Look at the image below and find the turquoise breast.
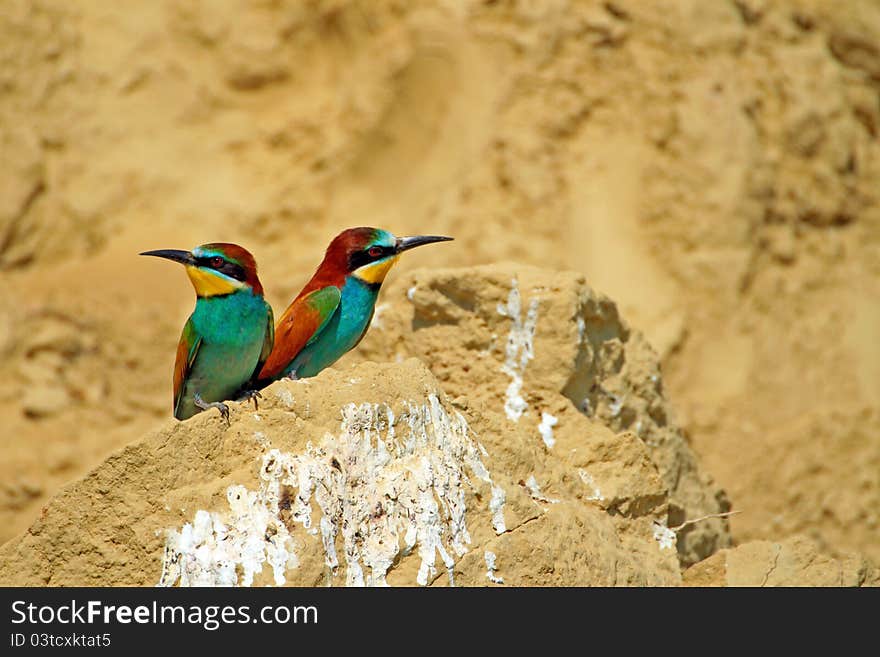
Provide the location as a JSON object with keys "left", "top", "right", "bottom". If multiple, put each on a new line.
{"left": 176, "top": 291, "right": 269, "bottom": 420}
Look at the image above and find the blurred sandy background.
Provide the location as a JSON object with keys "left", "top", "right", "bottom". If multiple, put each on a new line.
{"left": 1, "top": 0, "right": 878, "bottom": 565}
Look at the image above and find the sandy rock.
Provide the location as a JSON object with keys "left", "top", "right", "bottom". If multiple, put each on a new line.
{"left": 20, "top": 384, "right": 72, "bottom": 419}
{"left": 0, "top": 478, "right": 44, "bottom": 513}
{"left": 454, "top": 503, "right": 678, "bottom": 587}
{"left": 0, "top": 359, "right": 684, "bottom": 586}
{"left": 683, "top": 536, "right": 879, "bottom": 587}
{"left": 7, "top": 312, "right": 103, "bottom": 418}
{"left": 0, "top": 125, "right": 45, "bottom": 269}
{"left": 1, "top": 0, "right": 879, "bottom": 579}
{"left": 354, "top": 264, "right": 732, "bottom": 565}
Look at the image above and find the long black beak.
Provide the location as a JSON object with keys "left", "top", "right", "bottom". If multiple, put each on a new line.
{"left": 395, "top": 235, "right": 454, "bottom": 254}
{"left": 139, "top": 249, "right": 196, "bottom": 266}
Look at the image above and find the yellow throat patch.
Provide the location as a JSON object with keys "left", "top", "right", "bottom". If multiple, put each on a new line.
{"left": 186, "top": 266, "right": 243, "bottom": 297}
{"left": 353, "top": 255, "right": 399, "bottom": 285}
{"left": 353, "top": 256, "right": 400, "bottom": 285}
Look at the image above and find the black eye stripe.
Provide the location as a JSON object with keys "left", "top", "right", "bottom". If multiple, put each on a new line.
{"left": 349, "top": 245, "right": 394, "bottom": 271}
{"left": 196, "top": 256, "right": 246, "bottom": 282}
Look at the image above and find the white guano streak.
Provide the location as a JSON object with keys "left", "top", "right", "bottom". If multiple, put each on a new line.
{"left": 484, "top": 550, "right": 504, "bottom": 584}
{"left": 497, "top": 279, "right": 539, "bottom": 422}
{"left": 578, "top": 469, "right": 604, "bottom": 502}
{"left": 159, "top": 395, "right": 505, "bottom": 587}
{"left": 525, "top": 475, "right": 558, "bottom": 504}
{"left": 652, "top": 520, "right": 677, "bottom": 550}
{"left": 538, "top": 412, "right": 558, "bottom": 449}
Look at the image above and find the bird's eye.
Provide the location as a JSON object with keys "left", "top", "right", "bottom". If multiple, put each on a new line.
{"left": 368, "top": 246, "right": 383, "bottom": 258}
{"left": 210, "top": 257, "right": 224, "bottom": 268}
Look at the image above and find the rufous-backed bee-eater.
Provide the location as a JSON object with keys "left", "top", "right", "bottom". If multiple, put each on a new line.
{"left": 140, "top": 243, "right": 274, "bottom": 422}
{"left": 256, "top": 227, "right": 452, "bottom": 384}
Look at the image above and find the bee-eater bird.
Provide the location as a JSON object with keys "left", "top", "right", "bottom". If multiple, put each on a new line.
{"left": 256, "top": 227, "right": 452, "bottom": 385}
{"left": 140, "top": 243, "right": 274, "bottom": 422}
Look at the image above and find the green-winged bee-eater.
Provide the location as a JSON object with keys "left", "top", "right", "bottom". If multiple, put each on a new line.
{"left": 256, "top": 227, "right": 452, "bottom": 385}
{"left": 141, "top": 243, "right": 273, "bottom": 422}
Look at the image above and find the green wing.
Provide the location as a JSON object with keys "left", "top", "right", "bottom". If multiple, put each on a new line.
{"left": 252, "top": 302, "right": 275, "bottom": 382}
{"left": 304, "top": 286, "right": 342, "bottom": 346}
{"left": 173, "top": 317, "right": 202, "bottom": 418}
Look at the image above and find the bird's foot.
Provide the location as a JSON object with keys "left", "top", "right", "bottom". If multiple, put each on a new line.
{"left": 194, "top": 393, "right": 230, "bottom": 426}
{"left": 237, "top": 389, "right": 262, "bottom": 411}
